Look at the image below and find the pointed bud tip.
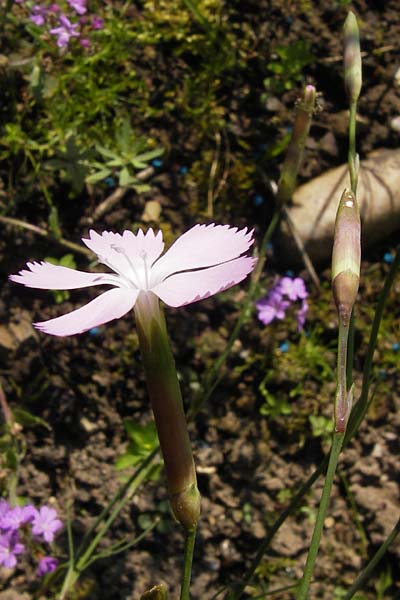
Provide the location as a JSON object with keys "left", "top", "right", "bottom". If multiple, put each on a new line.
{"left": 343, "top": 11, "right": 362, "bottom": 104}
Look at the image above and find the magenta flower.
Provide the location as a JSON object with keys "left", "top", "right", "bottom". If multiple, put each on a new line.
{"left": 49, "top": 15, "right": 80, "bottom": 47}
{"left": 67, "top": 0, "right": 87, "bottom": 14}
{"left": 31, "top": 506, "right": 63, "bottom": 543}
{"left": 37, "top": 555, "right": 59, "bottom": 576}
{"left": 92, "top": 16, "right": 103, "bottom": 30}
{"left": 0, "top": 531, "right": 25, "bottom": 569}
{"left": 10, "top": 225, "right": 256, "bottom": 337}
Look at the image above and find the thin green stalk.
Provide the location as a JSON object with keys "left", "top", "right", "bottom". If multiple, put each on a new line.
{"left": 190, "top": 208, "right": 281, "bottom": 418}
{"left": 59, "top": 452, "right": 157, "bottom": 599}
{"left": 348, "top": 102, "right": 358, "bottom": 193}
{"left": 346, "top": 244, "right": 400, "bottom": 440}
{"left": 335, "top": 319, "right": 352, "bottom": 433}
{"left": 180, "top": 526, "right": 197, "bottom": 600}
{"left": 342, "top": 517, "right": 400, "bottom": 600}
{"left": 227, "top": 456, "right": 327, "bottom": 600}
{"left": 296, "top": 432, "right": 345, "bottom": 600}
{"left": 225, "top": 245, "right": 399, "bottom": 600}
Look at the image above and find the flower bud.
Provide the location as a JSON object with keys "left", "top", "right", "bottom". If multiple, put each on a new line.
{"left": 343, "top": 11, "right": 362, "bottom": 104}
{"left": 277, "top": 84, "right": 316, "bottom": 205}
{"left": 332, "top": 189, "right": 361, "bottom": 325}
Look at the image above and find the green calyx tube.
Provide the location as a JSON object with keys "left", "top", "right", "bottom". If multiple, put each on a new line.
{"left": 134, "top": 291, "right": 200, "bottom": 531}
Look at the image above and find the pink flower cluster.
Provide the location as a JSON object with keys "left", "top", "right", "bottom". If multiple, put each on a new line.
{"left": 256, "top": 276, "right": 308, "bottom": 331}
{"left": 0, "top": 500, "right": 62, "bottom": 575}
{"left": 18, "top": 0, "right": 103, "bottom": 48}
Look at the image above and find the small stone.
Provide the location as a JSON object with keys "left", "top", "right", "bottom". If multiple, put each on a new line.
{"left": 390, "top": 116, "right": 400, "bottom": 133}
{"left": 141, "top": 200, "right": 161, "bottom": 222}
{"left": 324, "top": 516, "right": 335, "bottom": 528}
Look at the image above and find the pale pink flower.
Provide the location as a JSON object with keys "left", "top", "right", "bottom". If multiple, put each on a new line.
{"left": 10, "top": 224, "right": 256, "bottom": 337}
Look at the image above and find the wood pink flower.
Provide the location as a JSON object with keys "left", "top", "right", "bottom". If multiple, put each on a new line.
{"left": 10, "top": 224, "right": 256, "bottom": 336}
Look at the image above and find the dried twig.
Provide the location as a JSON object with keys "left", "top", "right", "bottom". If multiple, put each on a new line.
{"left": 0, "top": 215, "right": 92, "bottom": 257}
{"left": 83, "top": 165, "right": 155, "bottom": 225}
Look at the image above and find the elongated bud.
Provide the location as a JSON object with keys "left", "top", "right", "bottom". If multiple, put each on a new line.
{"left": 343, "top": 11, "right": 362, "bottom": 104}
{"left": 277, "top": 84, "right": 317, "bottom": 205}
{"left": 332, "top": 189, "right": 361, "bottom": 326}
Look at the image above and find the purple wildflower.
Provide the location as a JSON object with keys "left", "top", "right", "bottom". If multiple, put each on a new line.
{"left": 297, "top": 299, "right": 308, "bottom": 331}
{"left": 37, "top": 555, "right": 59, "bottom": 576}
{"left": 256, "top": 288, "right": 290, "bottom": 325}
{"left": 0, "top": 499, "right": 10, "bottom": 520}
{"left": 29, "top": 5, "right": 48, "bottom": 26}
{"left": 256, "top": 276, "right": 309, "bottom": 329}
{"left": 0, "top": 505, "right": 36, "bottom": 531}
{"left": 0, "top": 531, "right": 25, "bottom": 569}
{"left": 32, "top": 506, "right": 62, "bottom": 543}
{"left": 92, "top": 16, "right": 103, "bottom": 30}
{"left": 50, "top": 15, "right": 80, "bottom": 48}
{"left": 67, "top": 0, "right": 87, "bottom": 15}
{"left": 278, "top": 276, "right": 308, "bottom": 301}
{"left": 80, "top": 37, "right": 90, "bottom": 48}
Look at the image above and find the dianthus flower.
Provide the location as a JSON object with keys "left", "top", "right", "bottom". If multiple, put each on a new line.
{"left": 10, "top": 224, "right": 256, "bottom": 337}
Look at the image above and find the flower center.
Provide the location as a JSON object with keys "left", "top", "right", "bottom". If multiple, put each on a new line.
{"left": 109, "top": 245, "right": 151, "bottom": 290}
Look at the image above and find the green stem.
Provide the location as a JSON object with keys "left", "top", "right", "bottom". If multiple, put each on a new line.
{"left": 348, "top": 102, "right": 358, "bottom": 193}
{"left": 227, "top": 455, "right": 328, "bottom": 600}
{"left": 59, "top": 451, "right": 156, "bottom": 599}
{"left": 346, "top": 244, "right": 400, "bottom": 440}
{"left": 342, "top": 517, "right": 400, "bottom": 600}
{"left": 335, "top": 318, "right": 351, "bottom": 432}
{"left": 225, "top": 246, "right": 399, "bottom": 600}
{"left": 180, "top": 526, "right": 197, "bottom": 600}
{"left": 296, "top": 432, "right": 345, "bottom": 600}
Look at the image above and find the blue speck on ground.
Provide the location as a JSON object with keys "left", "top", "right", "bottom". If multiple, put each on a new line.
{"left": 383, "top": 252, "right": 394, "bottom": 264}
{"left": 279, "top": 341, "right": 290, "bottom": 353}
{"left": 253, "top": 194, "right": 264, "bottom": 206}
{"left": 104, "top": 176, "right": 115, "bottom": 187}
{"left": 152, "top": 159, "right": 163, "bottom": 168}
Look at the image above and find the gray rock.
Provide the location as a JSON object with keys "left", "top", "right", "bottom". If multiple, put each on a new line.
{"left": 277, "top": 148, "right": 400, "bottom": 265}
